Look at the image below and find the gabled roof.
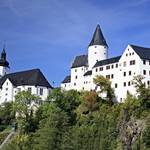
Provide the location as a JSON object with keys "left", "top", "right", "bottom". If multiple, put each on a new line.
{"left": 93, "top": 56, "right": 121, "bottom": 68}
{"left": 62, "top": 75, "right": 71, "bottom": 83}
{"left": 84, "top": 70, "right": 92, "bottom": 76}
{"left": 89, "top": 24, "right": 108, "bottom": 47}
{"left": 0, "top": 69, "right": 52, "bottom": 88}
{"left": 130, "top": 44, "right": 150, "bottom": 60}
{"left": 71, "top": 55, "right": 88, "bottom": 68}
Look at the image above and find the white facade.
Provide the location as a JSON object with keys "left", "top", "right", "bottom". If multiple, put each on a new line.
{"left": 0, "top": 79, "right": 50, "bottom": 104}
{"left": 61, "top": 25, "right": 150, "bottom": 103}
{"left": 0, "top": 66, "right": 9, "bottom": 77}
{"left": 88, "top": 45, "right": 108, "bottom": 69}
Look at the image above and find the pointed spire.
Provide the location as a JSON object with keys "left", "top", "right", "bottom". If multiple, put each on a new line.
{"left": 0, "top": 45, "right": 9, "bottom": 68}
{"left": 1, "top": 45, "right": 6, "bottom": 60}
{"left": 89, "top": 24, "right": 108, "bottom": 47}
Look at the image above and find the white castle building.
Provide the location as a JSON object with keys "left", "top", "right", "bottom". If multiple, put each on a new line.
{"left": 0, "top": 47, "right": 52, "bottom": 104}
{"left": 61, "top": 24, "right": 150, "bottom": 102}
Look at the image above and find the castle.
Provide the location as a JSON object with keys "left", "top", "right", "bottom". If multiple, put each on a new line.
{"left": 61, "top": 24, "right": 150, "bottom": 102}
{"left": 0, "top": 47, "right": 52, "bottom": 104}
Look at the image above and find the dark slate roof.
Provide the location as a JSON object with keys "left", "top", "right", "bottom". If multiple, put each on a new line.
{"left": 89, "top": 24, "right": 108, "bottom": 47}
{"left": 130, "top": 44, "right": 150, "bottom": 60}
{"left": 93, "top": 56, "right": 121, "bottom": 68}
{"left": 71, "top": 55, "right": 88, "bottom": 68}
{"left": 0, "top": 69, "right": 52, "bottom": 88}
{"left": 0, "top": 59, "right": 9, "bottom": 68}
{"left": 62, "top": 75, "right": 71, "bottom": 83}
{"left": 84, "top": 70, "right": 92, "bottom": 76}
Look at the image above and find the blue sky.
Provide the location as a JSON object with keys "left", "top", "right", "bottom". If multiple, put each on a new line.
{"left": 0, "top": 0, "right": 150, "bottom": 87}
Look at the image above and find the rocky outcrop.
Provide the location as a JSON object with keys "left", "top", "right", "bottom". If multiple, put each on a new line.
{"left": 119, "top": 109, "right": 145, "bottom": 150}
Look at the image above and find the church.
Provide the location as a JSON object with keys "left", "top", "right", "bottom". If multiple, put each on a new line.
{"left": 61, "top": 24, "right": 150, "bottom": 102}
{"left": 0, "top": 47, "right": 53, "bottom": 104}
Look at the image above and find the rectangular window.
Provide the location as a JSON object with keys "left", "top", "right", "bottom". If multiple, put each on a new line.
{"left": 96, "top": 68, "right": 98, "bottom": 72}
{"left": 143, "top": 60, "right": 146, "bottom": 65}
{"left": 18, "top": 88, "right": 21, "bottom": 92}
{"left": 116, "top": 64, "right": 118, "bottom": 68}
{"left": 111, "top": 65, "right": 114, "bottom": 69}
{"left": 123, "top": 72, "right": 126, "bottom": 76}
{"left": 75, "top": 69, "right": 77, "bottom": 72}
{"left": 106, "top": 75, "right": 110, "bottom": 79}
{"left": 130, "top": 60, "right": 135, "bottom": 65}
{"left": 111, "top": 74, "right": 114, "bottom": 79}
{"left": 124, "top": 82, "right": 126, "bottom": 87}
{"left": 40, "top": 88, "right": 43, "bottom": 95}
{"left": 106, "top": 65, "right": 110, "bottom": 70}
{"left": 74, "top": 83, "right": 76, "bottom": 86}
{"left": 128, "top": 82, "right": 130, "bottom": 86}
{"left": 143, "top": 70, "right": 146, "bottom": 75}
{"left": 5, "top": 88, "right": 8, "bottom": 91}
{"left": 75, "top": 75, "right": 77, "bottom": 79}
{"left": 123, "top": 62, "right": 126, "bottom": 67}
{"left": 147, "top": 81, "right": 150, "bottom": 85}
{"left": 129, "top": 71, "right": 131, "bottom": 75}
{"left": 28, "top": 87, "right": 32, "bottom": 93}
{"left": 99, "top": 67, "right": 103, "bottom": 71}
{"left": 115, "top": 83, "right": 117, "bottom": 88}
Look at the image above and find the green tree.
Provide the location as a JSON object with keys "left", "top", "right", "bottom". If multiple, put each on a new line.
{"left": 0, "top": 102, "right": 15, "bottom": 131}
{"left": 133, "top": 75, "right": 150, "bottom": 109}
{"left": 2, "top": 134, "right": 32, "bottom": 150}
{"left": 94, "top": 75, "right": 115, "bottom": 105}
{"left": 33, "top": 104, "right": 69, "bottom": 150}
{"left": 143, "top": 126, "right": 150, "bottom": 148}
{"left": 14, "top": 91, "right": 40, "bottom": 133}
{"left": 48, "top": 89, "right": 81, "bottom": 124}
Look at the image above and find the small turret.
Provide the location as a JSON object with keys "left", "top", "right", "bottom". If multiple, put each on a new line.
{"left": 88, "top": 24, "right": 108, "bottom": 69}
{"left": 0, "top": 46, "right": 10, "bottom": 77}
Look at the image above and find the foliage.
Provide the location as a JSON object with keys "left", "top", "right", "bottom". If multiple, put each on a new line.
{"left": 2, "top": 134, "right": 32, "bottom": 150}
{"left": 133, "top": 75, "right": 150, "bottom": 109}
{"left": 33, "top": 104, "right": 69, "bottom": 150}
{"left": 142, "top": 126, "right": 150, "bottom": 148}
{"left": 48, "top": 89, "right": 81, "bottom": 124}
{"left": 1, "top": 81, "right": 150, "bottom": 150}
{"left": 14, "top": 91, "right": 40, "bottom": 134}
{"left": 0, "top": 102, "right": 15, "bottom": 131}
{"left": 94, "top": 75, "right": 115, "bottom": 105}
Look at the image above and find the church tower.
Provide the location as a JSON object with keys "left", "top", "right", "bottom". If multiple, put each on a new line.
{"left": 0, "top": 47, "right": 10, "bottom": 77}
{"left": 88, "top": 24, "right": 108, "bottom": 69}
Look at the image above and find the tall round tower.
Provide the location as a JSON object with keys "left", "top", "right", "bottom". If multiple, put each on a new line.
{"left": 0, "top": 47, "right": 10, "bottom": 77}
{"left": 88, "top": 24, "right": 108, "bottom": 69}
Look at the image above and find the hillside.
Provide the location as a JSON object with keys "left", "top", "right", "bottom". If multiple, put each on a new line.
{"left": 0, "top": 76, "right": 150, "bottom": 150}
